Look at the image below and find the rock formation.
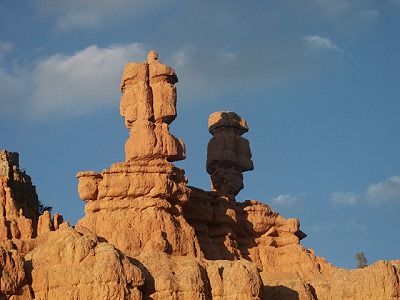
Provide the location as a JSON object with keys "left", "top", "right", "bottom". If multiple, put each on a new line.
{"left": 0, "top": 150, "right": 69, "bottom": 298}
{"left": 119, "top": 50, "right": 185, "bottom": 162}
{"left": 0, "top": 150, "right": 39, "bottom": 241}
{"left": 1, "top": 51, "right": 399, "bottom": 299}
{"left": 206, "top": 111, "right": 254, "bottom": 200}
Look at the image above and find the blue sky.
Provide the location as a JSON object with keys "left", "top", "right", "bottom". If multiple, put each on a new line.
{"left": 1, "top": 0, "right": 399, "bottom": 269}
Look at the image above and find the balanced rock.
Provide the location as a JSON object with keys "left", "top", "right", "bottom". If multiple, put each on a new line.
{"left": 120, "top": 50, "right": 185, "bottom": 162}
{"left": 207, "top": 112, "right": 253, "bottom": 198}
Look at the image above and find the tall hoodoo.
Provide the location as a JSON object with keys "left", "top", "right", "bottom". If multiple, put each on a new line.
{"left": 76, "top": 51, "right": 200, "bottom": 258}
{"left": 206, "top": 111, "right": 254, "bottom": 199}
{"left": 120, "top": 50, "right": 185, "bottom": 162}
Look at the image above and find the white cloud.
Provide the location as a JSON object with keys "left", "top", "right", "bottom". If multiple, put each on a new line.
{"left": 0, "top": 43, "right": 148, "bottom": 120}
{"left": 366, "top": 176, "right": 400, "bottom": 206}
{"left": 1, "top": 2, "right": 356, "bottom": 120}
{"left": 170, "top": 47, "right": 192, "bottom": 68}
{"left": 302, "top": 36, "right": 345, "bottom": 71}
{"left": 270, "top": 194, "right": 299, "bottom": 207}
{"left": 303, "top": 36, "right": 342, "bottom": 53}
{"left": 331, "top": 191, "right": 358, "bottom": 206}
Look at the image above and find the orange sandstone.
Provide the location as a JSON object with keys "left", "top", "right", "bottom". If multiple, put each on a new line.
{"left": 0, "top": 52, "right": 399, "bottom": 300}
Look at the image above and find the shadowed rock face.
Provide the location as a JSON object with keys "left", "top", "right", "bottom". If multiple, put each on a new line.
{"left": 1, "top": 52, "right": 399, "bottom": 299}
{"left": 207, "top": 111, "right": 254, "bottom": 199}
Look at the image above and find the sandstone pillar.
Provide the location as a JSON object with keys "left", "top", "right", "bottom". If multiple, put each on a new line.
{"left": 206, "top": 111, "right": 254, "bottom": 199}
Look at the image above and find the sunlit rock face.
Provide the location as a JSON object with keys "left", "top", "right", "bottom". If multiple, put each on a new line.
{"left": 120, "top": 50, "right": 185, "bottom": 163}
{"left": 1, "top": 51, "right": 399, "bottom": 300}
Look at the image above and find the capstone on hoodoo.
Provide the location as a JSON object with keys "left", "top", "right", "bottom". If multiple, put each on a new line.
{"left": 206, "top": 111, "right": 254, "bottom": 199}
{"left": 120, "top": 49, "right": 185, "bottom": 162}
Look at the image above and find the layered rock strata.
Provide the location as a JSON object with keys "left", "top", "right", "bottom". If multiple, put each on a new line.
{"left": 75, "top": 52, "right": 265, "bottom": 298}
{"left": 76, "top": 52, "right": 198, "bottom": 258}
{"left": 1, "top": 51, "right": 399, "bottom": 299}
{"left": 0, "top": 150, "right": 69, "bottom": 298}
{"left": 206, "top": 111, "right": 254, "bottom": 199}
{"left": 119, "top": 50, "right": 185, "bottom": 162}
{"left": 0, "top": 150, "right": 39, "bottom": 242}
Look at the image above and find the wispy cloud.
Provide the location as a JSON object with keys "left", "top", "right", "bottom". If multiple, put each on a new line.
{"left": 0, "top": 42, "right": 14, "bottom": 61}
{"left": 310, "top": 218, "right": 366, "bottom": 234}
{"left": 309, "top": 0, "right": 378, "bottom": 22}
{"left": 309, "top": 0, "right": 354, "bottom": 19}
{"left": 307, "top": 1, "right": 379, "bottom": 35}
{"left": 303, "top": 36, "right": 343, "bottom": 53}
{"left": 331, "top": 191, "right": 358, "bottom": 206}
{"left": 0, "top": 36, "right": 348, "bottom": 121}
{"left": 170, "top": 47, "right": 192, "bottom": 68}
{"left": 2, "top": 2, "right": 360, "bottom": 120}
{"left": 330, "top": 176, "right": 400, "bottom": 207}
{"left": 55, "top": 11, "right": 102, "bottom": 31}
{"left": 388, "top": 0, "right": 400, "bottom": 8}
{"left": 270, "top": 194, "right": 301, "bottom": 207}
{"left": 366, "top": 176, "right": 400, "bottom": 206}
{"left": 34, "top": 0, "right": 175, "bottom": 31}
{"left": 356, "top": 9, "right": 379, "bottom": 24}
{"left": 0, "top": 43, "right": 147, "bottom": 120}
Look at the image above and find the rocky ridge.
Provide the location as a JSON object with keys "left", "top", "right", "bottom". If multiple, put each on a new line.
{"left": 0, "top": 52, "right": 399, "bottom": 299}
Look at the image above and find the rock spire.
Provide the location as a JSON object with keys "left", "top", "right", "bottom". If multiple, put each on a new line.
{"left": 120, "top": 50, "right": 185, "bottom": 162}
{"left": 206, "top": 111, "right": 254, "bottom": 199}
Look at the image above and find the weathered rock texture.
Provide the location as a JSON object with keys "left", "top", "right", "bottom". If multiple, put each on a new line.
{"left": 207, "top": 112, "right": 254, "bottom": 199}
{"left": 1, "top": 51, "right": 399, "bottom": 299}
{"left": 0, "top": 150, "right": 69, "bottom": 298}
{"left": 25, "top": 226, "right": 145, "bottom": 299}
{"left": 119, "top": 50, "right": 185, "bottom": 162}
{"left": 0, "top": 150, "right": 39, "bottom": 242}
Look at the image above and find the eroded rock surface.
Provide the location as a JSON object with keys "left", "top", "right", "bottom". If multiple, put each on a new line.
{"left": 207, "top": 112, "right": 253, "bottom": 199}
{"left": 120, "top": 50, "right": 185, "bottom": 162}
{"left": 25, "top": 227, "right": 145, "bottom": 299}
{"left": 0, "top": 150, "right": 39, "bottom": 242}
{"left": 1, "top": 51, "right": 399, "bottom": 299}
{"left": 0, "top": 247, "right": 25, "bottom": 297}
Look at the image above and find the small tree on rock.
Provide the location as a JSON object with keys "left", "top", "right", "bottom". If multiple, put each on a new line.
{"left": 38, "top": 200, "right": 53, "bottom": 215}
{"left": 356, "top": 252, "right": 368, "bottom": 269}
